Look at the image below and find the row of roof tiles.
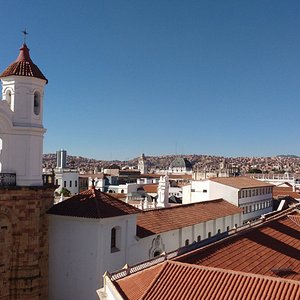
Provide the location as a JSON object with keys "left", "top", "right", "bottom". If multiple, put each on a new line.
{"left": 115, "top": 261, "right": 300, "bottom": 300}
{"left": 177, "top": 211, "right": 300, "bottom": 281}
{"left": 0, "top": 43, "right": 48, "bottom": 83}
{"left": 111, "top": 207, "right": 300, "bottom": 300}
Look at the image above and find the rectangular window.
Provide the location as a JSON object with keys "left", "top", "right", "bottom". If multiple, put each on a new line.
{"left": 64, "top": 181, "right": 66, "bottom": 188}
{"left": 191, "top": 189, "right": 195, "bottom": 192}
{"left": 70, "top": 181, "right": 72, "bottom": 187}
{"left": 208, "top": 232, "right": 211, "bottom": 238}
{"left": 203, "top": 189, "right": 207, "bottom": 193}
{"left": 75, "top": 180, "right": 78, "bottom": 187}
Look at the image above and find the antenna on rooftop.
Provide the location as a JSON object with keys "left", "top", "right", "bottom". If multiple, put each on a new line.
{"left": 21, "top": 29, "right": 29, "bottom": 44}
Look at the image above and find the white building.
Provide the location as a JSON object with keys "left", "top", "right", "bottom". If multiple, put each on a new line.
{"left": 48, "top": 189, "right": 242, "bottom": 300}
{"left": 183, "top": 177, "right": 273, "bottom": 222}
{"left": 0, "top": 43, "right": 47, "bottom": 186}
{"left": 55, "top": 169, "right": 79, "bottom": 196}
{"left": 53, "top": 149, "right": 79, "bottom": 196}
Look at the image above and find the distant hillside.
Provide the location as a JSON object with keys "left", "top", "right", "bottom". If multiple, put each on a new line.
{"left": 277, "top": 154, "right": 299, "bottom": 158}
{"left": 43, "top": 153, "right": 300, "bottom": 174}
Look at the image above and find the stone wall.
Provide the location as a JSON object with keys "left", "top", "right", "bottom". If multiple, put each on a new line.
{"left": 0, "top": 186, "right": 54, "bottom": 300}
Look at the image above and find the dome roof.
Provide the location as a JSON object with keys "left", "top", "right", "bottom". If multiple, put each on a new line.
{"left": 0, "top": 43, "right": 48, "bottom": 83}
{"left": 170, "top": 157, "right": 192, "bottom": 169}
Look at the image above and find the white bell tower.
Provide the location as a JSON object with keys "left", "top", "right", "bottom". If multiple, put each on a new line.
{"left": 0, "top": 42, "right": 48, "bottom": 186}
{"left": 157, "top": 174, "right": 170, "bottom": 208}
{"left": 138, "top": 153, "right": 148, "bottom": 174}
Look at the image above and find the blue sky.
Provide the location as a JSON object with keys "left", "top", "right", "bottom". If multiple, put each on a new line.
{"left": 1, "top": 1, "right": 300, "bottom": 160}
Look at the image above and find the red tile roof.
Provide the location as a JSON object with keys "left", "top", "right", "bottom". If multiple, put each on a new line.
{"left": 273, "top": 186, "right": 300, "bottom": 199}
{"left": 115, "top": 261, "right": 300, "bottom": 300}
{"left": 116, "top": 263, "right": 164, "bottom": 300}
{"left": 177, "top": 210, "right": 300, "bottom": 281}
{"left": 210, "top": 176, "right": 274, "bottom": 189}
{"left": 47, "top": 188, "right": 140, "bottom": 219}
{"left": 137, "top": 199, "right": 242, "bottom": 238}
{"left": 142, "top": 184, "right": 158, "bottom": 193}
{"left": 0, "top": 43, "right": 48, "bottom": 83}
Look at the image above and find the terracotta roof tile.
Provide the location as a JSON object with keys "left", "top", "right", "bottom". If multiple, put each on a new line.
{"left": 177, "top": 211, "right": 300, "bottom": 281}
{"left": 47, "top": 188, "right": 140, "bottom": 219}
{"left": 142, "top": 184, "right": 158, "bottom": 193}
{"left": 0, "top": 43, "right": 47, "bottom": 83}
{"left": 116, "top": 263, "right": 164, "bottom": 300}
{"left": 115, "top": 261, "right": 300, "bottom": 300}
{"left": 137, "top": 199, "right": 242, "bottom": 238}
{"left": 210, "top": 176, "right": 274, "bottom": 189}
{"left": 273, "top": 187, "right": 300, "bottom": 199}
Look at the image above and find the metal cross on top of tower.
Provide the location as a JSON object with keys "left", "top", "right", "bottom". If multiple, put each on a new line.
{"left": 21, "top": 29, "right": 29, "bottom": 44}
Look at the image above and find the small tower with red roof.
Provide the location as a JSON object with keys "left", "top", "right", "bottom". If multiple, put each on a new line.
{"left": 0, "top": 42, "right": 47, "bottom": 186}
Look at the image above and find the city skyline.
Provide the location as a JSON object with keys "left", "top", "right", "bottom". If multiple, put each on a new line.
{"left": 1, "top": 1, "right": 300, "bottom": 160}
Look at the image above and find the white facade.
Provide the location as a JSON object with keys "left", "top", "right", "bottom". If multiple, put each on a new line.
{"left": 48, "top": 202, "right": 242, "bottom": 300}
{"left": 0, "top": 46, "right": 47, "bottom": 186}
{"left": 49, "top": 213, "right": 137, "bottom": 300}
{"left": 55, "top": 170, "right": 79, "bottom": 195}
{"left": 183, "top": 179, "right": 273, "bottom": 222}
{"left": 127, "top": 213, "right": 241, "bottom": 264}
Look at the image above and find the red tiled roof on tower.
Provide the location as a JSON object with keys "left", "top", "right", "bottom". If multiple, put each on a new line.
{"left": 0, "top": 43, "right": 48, "bottom": 83}
{"left": 47, "top": 188, "right": 140, "bottom": 219}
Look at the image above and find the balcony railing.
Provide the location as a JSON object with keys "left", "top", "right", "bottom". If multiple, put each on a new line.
{"left": 0, "top": 173, "right": 16, "bottom": 186}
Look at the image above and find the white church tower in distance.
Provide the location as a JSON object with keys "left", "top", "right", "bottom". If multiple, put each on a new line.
{"left": 138, "top": 153, "right": 148, "bottom": 174}
{"left": 0, "top": 42, "right": 48, "bottom": 186}
{"left": 157, "top": 174, "right": 170, "bottom": 208}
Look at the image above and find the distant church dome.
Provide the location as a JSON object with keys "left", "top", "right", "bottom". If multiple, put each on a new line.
{"left": 169, "top": 157, "right": 192, "bottom": 170}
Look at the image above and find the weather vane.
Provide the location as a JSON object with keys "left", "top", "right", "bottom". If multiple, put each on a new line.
{"left": 22, "top": 29, "right": 28, "bottom": 44}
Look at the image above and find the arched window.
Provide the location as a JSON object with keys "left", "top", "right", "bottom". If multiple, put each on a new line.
{"left": 111, "top": 226, "right": 121, "bottom": 253}
{"left": 185, "top": 239, "right": 189, "bottom": 246}
{"left": 197, "top": 235, "right": 201, "bottom": 242}
{"left": 34, "top": 92, "right": 41, "bottom": 115}
{"left": 153, "top": 250, "right": 162, "bottom": 257}
{"left": 6, "top": 90, "right": 12, "bottom": 108}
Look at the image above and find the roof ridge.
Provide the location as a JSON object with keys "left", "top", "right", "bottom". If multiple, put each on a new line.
{"left": 141, "top": 198, "right": 226, "bottom": 213}
{"left": 173, "top": 261, "right": 300, "bottom": 285}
